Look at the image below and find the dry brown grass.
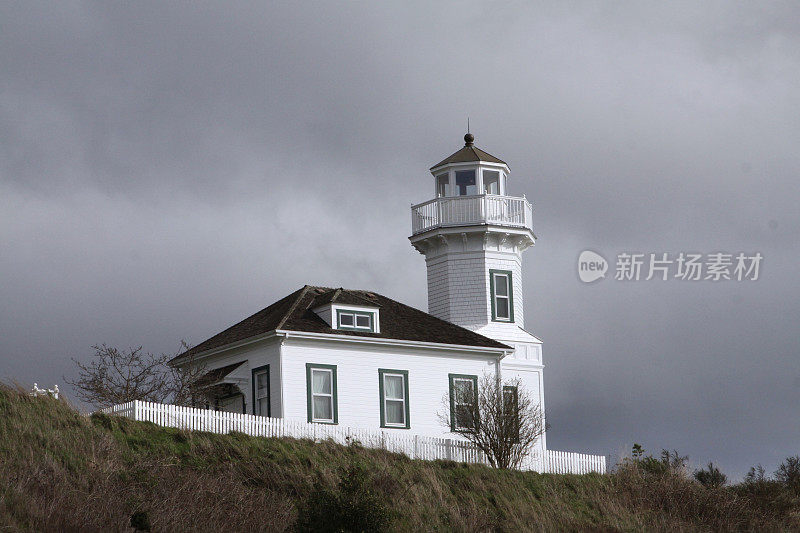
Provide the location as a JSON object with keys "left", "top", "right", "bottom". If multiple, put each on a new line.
{"left": 1, "top": 384, "right": 798, "bottom": 532}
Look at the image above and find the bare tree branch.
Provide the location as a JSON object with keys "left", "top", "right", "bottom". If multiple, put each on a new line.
{"left": 438, "top": 374, "right": 544, "bottom": 469}
{"left": 64, "top": 341, "right": 205, "bottom": 409}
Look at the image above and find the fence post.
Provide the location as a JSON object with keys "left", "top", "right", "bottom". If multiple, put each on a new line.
{"left": 445, "top": 438, "right": 453, "bottom": 461}
{"left": 133, "top": 400, "right": 139, "bottom": 421}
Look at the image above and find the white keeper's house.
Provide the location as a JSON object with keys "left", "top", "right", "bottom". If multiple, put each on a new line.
{"left": 170, "top": 132, "right": 545, "bottom": 454}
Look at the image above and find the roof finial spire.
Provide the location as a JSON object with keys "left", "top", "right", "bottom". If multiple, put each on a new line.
{"left": 464, "top": 118, "right": 474, "bottom": 146}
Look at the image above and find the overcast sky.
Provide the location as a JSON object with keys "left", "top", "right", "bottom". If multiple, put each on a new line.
{"left": 2, "top": 2, "right": 798, "bottom": 479}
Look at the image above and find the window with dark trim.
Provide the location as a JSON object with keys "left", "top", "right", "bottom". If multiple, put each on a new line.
{"left": 503, "top": 385, "right": 519, "bottom": 441}
{"left": 336, "top": 309, "right": 376, "bottom": 332}
{"left": 448, "top": 374, "right": 478, "bottom": 431}
{"left": 379, "top": 369, "right": 409, "bottom": 429}
{"left": 490, "top": 269, "right": 514, "bottom": 322}
{"left": 306, "top": 363, "right": 338, "bottom": 424}
{"left": 252, "top": 365, "right": 270, "bottom": 416}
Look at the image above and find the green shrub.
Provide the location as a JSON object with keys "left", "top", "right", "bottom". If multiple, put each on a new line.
{"left": 631, "top": 443, "right": 644, "bottom": 459}
{"left": 745, "top": 464, "right": 768, "bottom": 484}
{"left": 776, "top": 456, "right": 800, "bottom": 493}
{"left": 130, "top": 510, "right": 151, "bottom": 531}
{"left": 622, "top": 445, "right": 688, "bottom": 478}
{"left": 694, "top": 462, "right": 727, "bottom": 487}
{"left": 637, "top": 455, "right": 670, "bottom": 476}
{"left": 295, "top": 457, "right": 392, "bottom": 532}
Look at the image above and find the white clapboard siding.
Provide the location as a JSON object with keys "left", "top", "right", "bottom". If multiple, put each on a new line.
{"left": 99, "top": 401, "right": 605, "bottom": 475}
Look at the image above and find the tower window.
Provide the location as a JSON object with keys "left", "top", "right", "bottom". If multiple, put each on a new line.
{"left": 483, "top": 170, "right": 500, "bottom": 195}
{"left": 490, "top": 269, "right": 514, "bottom": 322}
{"left": 455, "top": 170, "right": 477, "bottom": 196}
{"left": 436, "top": 173, "right": 449, "bottom": 197}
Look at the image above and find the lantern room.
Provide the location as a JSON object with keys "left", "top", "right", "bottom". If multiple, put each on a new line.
{"left": 429, "top": 133, "right": 510, "bottom": 198}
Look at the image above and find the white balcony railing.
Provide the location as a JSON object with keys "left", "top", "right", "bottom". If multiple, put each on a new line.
{"left": 411, "top": 194, "right": 533, "bottom": 235}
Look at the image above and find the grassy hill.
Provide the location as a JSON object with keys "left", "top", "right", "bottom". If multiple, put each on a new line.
{"left": 1, "top": 385, "right": 798, "bottom": 532}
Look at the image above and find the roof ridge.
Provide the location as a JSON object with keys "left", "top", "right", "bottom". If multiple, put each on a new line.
{"left": 275, "top": 285, "right": 314, "bottom": 331}
{"left": 340, "top": 288, "right": 381, "bottom": 306}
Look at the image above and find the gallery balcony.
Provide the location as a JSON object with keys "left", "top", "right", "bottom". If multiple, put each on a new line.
{"left": 410, "top": 194, "right": 533, "bottom": 236}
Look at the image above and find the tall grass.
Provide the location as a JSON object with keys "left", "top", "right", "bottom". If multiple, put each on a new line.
{"left": 1, "top": 384, "right": 798, "bottom": 532}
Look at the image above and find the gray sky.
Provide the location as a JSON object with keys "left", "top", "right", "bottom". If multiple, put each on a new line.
{"left": 1, "top": 2, "right": 798, "bottom": 479}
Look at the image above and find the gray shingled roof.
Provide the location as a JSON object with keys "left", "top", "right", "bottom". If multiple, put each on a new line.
{"left": 172, "top": 285, "right": 510, "bottom": 362}
{"left": 430, "top": 144, "right": 507, "bottom": 170}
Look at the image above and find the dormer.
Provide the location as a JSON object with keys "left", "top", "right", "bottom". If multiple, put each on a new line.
{"left": 429, "top": 133, "right": 510, "bottom": 198}
{"left": 311, "top": 289, "right": 381, "bottom": 333}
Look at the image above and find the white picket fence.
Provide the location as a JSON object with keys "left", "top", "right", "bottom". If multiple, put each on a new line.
{"left": 544, "top": 449, "right": 607, "bottom": 475}
{"left": 100, "top": 400, "right": 605, "bottom": 474}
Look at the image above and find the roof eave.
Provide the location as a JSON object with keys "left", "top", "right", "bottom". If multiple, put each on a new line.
{"left": 276, "top": 329, "right": 512, "bottom": 354}
{"left": 429, "top": 145, "right": 508, "bottom": 171}
{"left": 429, "top": 159, "right": 509, "bottom": 173}
{"left": 170, "top": 326, "right": 511, "bottom": 366}
{"left": 169, "top": 331, "right": 284, "bottom": 366}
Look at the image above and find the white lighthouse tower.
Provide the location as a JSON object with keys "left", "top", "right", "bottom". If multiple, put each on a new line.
{"left": 410, "top": 132, "right": 546, "bottom": 451}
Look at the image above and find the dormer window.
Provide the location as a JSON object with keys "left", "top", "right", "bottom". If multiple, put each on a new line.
{"left": 455, "top": 170, "right": 477, "bottom": 196}
{"left": 314, "top": 299, "right": 380, "bottom": 333}
{"left": 336, "top": 309, "right": 376, "bottom": 332}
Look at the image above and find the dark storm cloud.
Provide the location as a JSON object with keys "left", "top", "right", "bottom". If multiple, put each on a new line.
{"left": 1, "top": 2, "right": 798, "bottom": 479}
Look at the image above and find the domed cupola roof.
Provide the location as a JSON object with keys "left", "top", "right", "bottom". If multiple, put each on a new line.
{"left": 430, "top": 133, "right": 507, "bottom": 171}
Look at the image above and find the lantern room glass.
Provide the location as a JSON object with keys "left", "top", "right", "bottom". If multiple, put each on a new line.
{"left": 455, "top": 170, "right": 477, "bottom": 196}
{"left": 436, "top": 173, "right": 449, "bottom": 197}
{"left": 483, "top": 170, "right": 500, "bottom": 195}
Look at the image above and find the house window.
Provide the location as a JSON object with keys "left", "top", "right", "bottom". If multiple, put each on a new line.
{"left": 503, "top": 385, "right": 519, "bottom": 440}
{"left": 436, "top": 172, "right": 449, "bottom": 197}
{"left": 483, "top": 170, "right": 500, "bottom": 195}
{"left": 490, "top": 269, "right": 514, "bottom": 322}
{"left": 252, "top": 365, "right": 270, "bottom": 416}
{"left": 455, "top": 170, "right": 477, "bottom": 196}
{"left": 379, "top": 369, "right": 409, "bottom": 429}
{"left": 306, "top": 363, "right": 337, "bottom": 424}
{"left": 336, "top": 309, "right": 375, "bottom": 332}
{"left": 448, "top": 374, "right": 478, "bottom": 431}
{"left": 502, "top": 385, "right": 518, "bottom": 411}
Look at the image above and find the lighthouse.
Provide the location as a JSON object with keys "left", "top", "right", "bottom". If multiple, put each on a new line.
{"left": 410, "top": 132, "right": 546, "bottom": 450}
